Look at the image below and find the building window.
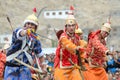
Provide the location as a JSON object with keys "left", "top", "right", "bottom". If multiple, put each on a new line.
{"left": 52, "top": 12, "right": 56, "bottom": 15}
{"left": 59, "top": 12, "right": 62, "bottom": 15}
{"left": 65, "top": 11, "right": 68, "bottom": 14}
{"left": 46, "top": 12, "right": 50, "bottom": 16}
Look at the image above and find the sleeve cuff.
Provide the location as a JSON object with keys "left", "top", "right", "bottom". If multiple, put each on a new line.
{"left": 37, "top": 51, "right": 44, "bottom": 58}
{"left": 17, "top": 29, "right": 26, "bottom": 40}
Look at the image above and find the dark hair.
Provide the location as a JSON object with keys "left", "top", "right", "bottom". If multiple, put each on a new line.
{"left": 24, "top": 23, "right": 38, "bottom": 32}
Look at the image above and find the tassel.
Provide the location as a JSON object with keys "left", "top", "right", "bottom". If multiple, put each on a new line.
{"left": 33, "top": 7, "right": 37, "bottom": 14}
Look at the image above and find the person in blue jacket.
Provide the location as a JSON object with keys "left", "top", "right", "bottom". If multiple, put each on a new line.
{"left": 107, "top": 55, "right": 117, "bottom": 74}
{"left": 4, "top": 10, "right": 44, "bottom": 80}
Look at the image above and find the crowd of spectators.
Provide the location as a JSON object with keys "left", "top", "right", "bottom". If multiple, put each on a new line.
{"left": 106, "top": 51, "right": 120, "bottom": 80}
{"left": 37, "top": 53, "right": 55, "bottom": 80}
{"left": 0, "top": 48, "right": 120, "bottom": 80}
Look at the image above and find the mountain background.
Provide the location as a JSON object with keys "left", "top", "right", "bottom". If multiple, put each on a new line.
{"left": 0, "top": 0, "right": 120, "bottom": 50}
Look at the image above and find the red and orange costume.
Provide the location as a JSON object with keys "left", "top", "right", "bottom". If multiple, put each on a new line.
{"left": 0, "top": 50, "right": 6, "bottom": 78}
{"left": 54, "top": 31, "right": 83, "bottom": 80}
{"left": 86, "top": 30, "right": 109, "bottom": 80}
{"left": 54, "top": 6, "right": 85, "bottom": 80}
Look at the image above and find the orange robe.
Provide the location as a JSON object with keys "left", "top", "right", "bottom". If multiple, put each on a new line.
{"left": 54, "top": 32, "right": 83, "bottom": 80}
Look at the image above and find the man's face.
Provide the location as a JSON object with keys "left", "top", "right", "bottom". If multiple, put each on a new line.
{"left": 24, "top": 22, "right": 37, "bottom": 30}
{"left": 66, "top": 24, "right": 76, "bottom": 34}
{"left": 101, "top": 31, "right": 109, "bottom": 39}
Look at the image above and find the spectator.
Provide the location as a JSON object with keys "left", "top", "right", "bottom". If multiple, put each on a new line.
{"left": 107, "top": 54, "right": 117, "bottom": 74}
{"left": 115, "top": 52, "right": 120, "bottom": 68}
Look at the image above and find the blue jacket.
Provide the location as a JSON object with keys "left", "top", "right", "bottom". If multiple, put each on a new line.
{"left": 6, "top": 28, "right": 43, "bottom": 65}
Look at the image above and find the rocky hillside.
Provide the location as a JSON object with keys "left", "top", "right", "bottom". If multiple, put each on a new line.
{"left": 0, "top": 0, "right": 120, "bottom": 49}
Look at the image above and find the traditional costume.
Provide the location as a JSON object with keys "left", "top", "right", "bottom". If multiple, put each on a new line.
{"left": 86, "top": 22, "right": 112, "bottom": 80}
{"left": 4, "top": 9, "right": 44, "bottom": 80}
{"left": 54, "top": 7, "right": 83, "bottom": 80}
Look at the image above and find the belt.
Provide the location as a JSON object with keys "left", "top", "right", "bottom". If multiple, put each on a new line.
{"left": 6, "top": 62, "right": 24, "bottom": 67}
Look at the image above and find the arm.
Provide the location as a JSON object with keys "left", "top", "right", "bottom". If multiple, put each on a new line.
{"left": 15, "top": 28, "right": 26, "bottom": 40}
{"left": 60, "top": 37, "right": 78, "bottom": 54}
{"left": 20, "top": 29, "right": 27, "bottom": 37}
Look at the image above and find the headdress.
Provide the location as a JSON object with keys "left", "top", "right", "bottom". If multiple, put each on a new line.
{"left": 101, "top": 18, "right": 111, "bottom": 33}
{"left": 24, "top": 8, "right": 39, "bottom": 26}
{"left": 65, "top": 6, "right": 76, "bottom": 25}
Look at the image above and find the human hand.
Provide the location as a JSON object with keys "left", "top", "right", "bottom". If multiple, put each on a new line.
{"left": 26, "top": 29, "right": 35, "bottom": 36}
{"left": 26, "top": 29, "right": 40, "bottom": 40}
{"left": 41, "top": 65, "right": 48, "bottom": 75}
{"left": 76, "top": 46, "right": 86, "bottom": 53}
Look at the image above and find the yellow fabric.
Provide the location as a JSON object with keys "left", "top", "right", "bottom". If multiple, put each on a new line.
{"left": 60, "top": 37, "right": 77, "bottom": 54}
{"left": 54, "top": 67, "right": 82, "bottom": 80}
{"left": 75, "top": 28, "right": 83, "bottom": 34}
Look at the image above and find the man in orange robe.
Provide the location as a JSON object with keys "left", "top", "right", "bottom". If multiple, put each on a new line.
{"left": 86, "top": 22, "right": 112, "bottom": 80}
{"left": 54, "top": 9, "right": 84, "bottom": 80}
